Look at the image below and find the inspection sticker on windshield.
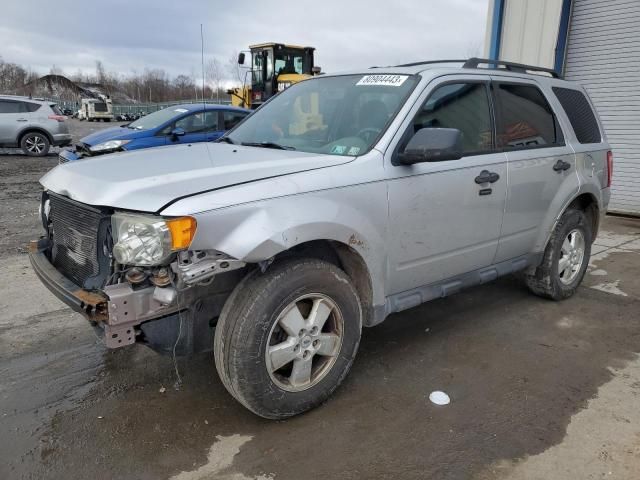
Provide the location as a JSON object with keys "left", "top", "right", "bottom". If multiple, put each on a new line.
{"left": 173, "top": 108, "right": 188, "bottom": 113}
{"left": 331, "top": 145, "right": 347, "bottom": 154}
{"left": 356, "top": 74, "right": 409, "bottom": 87}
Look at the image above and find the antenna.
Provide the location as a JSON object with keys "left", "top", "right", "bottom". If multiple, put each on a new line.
{"left": 200, "top": 24, "right": 206, "bottom": 111}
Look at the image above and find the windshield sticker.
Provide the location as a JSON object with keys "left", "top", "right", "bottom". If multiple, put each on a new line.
{"left": 347, "top": 146, "right": 361, "bottom": 155}
{"left": 174, "top": 108, "right": 188, "bottom": 113}
{"left": 331, "top": 145, "right": 347, "bottom": 154}
{"left": 356, "top": 75, "right": 409, "bottom": 87}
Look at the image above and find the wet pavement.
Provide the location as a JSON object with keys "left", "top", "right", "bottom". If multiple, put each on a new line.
{"left": 1, "top": 121, "right": 639, "bottom": 479}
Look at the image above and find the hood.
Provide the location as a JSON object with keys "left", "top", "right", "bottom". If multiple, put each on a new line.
{"left": 80, "top": 125, "right": 146, "bottom": 146}
{"left": 40, "top": 143, "right": 353, "bottom": 213}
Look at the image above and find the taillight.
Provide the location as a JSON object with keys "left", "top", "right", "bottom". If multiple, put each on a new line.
{"left": 606, "top": 150, "right": 613, "bottom": 188}
{"left": 48, "top": 115, "right": 66, "bottom": 122}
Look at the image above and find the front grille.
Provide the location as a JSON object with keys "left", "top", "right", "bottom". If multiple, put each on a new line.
{"left": 49, "top": 194, "right": 112, "bottom": 289}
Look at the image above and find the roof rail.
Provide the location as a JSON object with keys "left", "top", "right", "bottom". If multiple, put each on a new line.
{"left": 463, "top": 57, "right": 561, "bottom": 78}
{"left": 393, "top": 59, "right": 468, "bottom": 68}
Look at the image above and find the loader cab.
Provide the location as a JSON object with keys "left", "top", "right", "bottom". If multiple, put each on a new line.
{"left": 246, "top": 43, "right": 316, "bottom": 108}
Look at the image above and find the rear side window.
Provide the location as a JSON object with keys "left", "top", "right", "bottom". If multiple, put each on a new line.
{"left": 223, "top": 111, "right": 247, "bottom": 130}
{"left": 412, "top": 82, "right": 493, "bottom": 155}
{"left": 552, "top": 87, "right": 601, "bottom": 144}
{"left": 494, "top": 83, "right": 563, "bottom": 149}
{"left": 0, "top": 100, "right": 25, "bottom": 113}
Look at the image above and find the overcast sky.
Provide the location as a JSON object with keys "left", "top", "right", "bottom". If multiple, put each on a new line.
{"left": 0, "top": 0, "right": 489, "bottom": 82}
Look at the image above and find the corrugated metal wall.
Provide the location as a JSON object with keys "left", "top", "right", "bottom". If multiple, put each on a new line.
{"left": 564, "top": 0, "right": 640, "bottom": 215}
{"left": 497, "top": 0, "right": 563, "bottom": 69}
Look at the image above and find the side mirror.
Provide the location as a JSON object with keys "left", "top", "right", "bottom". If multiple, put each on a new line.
{"left": 398, "top": 128, "right": 463, "bottom": 165}
{"left": 237, "top": 52, "right": 245, "bottom": 65}
{"left": 311, "top": 66, "right": 322, "bottom": 75}
{"left": 171, "top": 127, "right": 185, "bottom": 139}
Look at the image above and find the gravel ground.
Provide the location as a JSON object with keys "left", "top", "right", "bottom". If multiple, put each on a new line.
{"left": 0, "top": 120, "right": 639, "bottom": 479}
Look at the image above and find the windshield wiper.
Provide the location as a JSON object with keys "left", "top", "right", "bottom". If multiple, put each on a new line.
{"left": 241, "top": 141, "right": 296, "bottom": 151}
{"left": 217, "top": 136, "right": 236, "bottom": 144}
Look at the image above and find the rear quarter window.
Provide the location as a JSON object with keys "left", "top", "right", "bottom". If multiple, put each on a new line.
{"left": 552, "top": 87, "right": 602, "bottom": 144}
{"left": 25, "top": 102, "right": 42, "bottom": 112}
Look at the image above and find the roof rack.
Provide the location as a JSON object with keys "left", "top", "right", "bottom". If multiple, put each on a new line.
{"left": 462, "top": 57, "right": 561, "bottom": 78}
{"left": 393, "top": 59, "right": 468, "bottom": 68}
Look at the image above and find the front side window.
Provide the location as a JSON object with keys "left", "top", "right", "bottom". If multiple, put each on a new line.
{"left": 494, "top": 83, "right": 563, "bottom": 149}
{"left": 227, "top": 73, "right": 420, "bottom": 156}
{"left": 412, "top": 82, "right": 493, "bottom": 154}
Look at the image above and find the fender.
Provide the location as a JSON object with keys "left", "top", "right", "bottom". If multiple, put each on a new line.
{"left": 187, "top": 184, "right": 389, "bottom": 309}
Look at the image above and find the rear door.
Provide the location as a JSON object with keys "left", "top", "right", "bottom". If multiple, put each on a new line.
{"left": 490, "top": 77, "right": 578, "bottom": 262}
{"left": 0, "top": 100, "right": 27, "bottom": 144}
{"left": 386, "top": 77, "right": 508, "bottom": 294}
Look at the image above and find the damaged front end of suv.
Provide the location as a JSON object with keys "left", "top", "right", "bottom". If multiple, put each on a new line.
{"left": 30, "top": 191, "right": 246, "bottom": 353}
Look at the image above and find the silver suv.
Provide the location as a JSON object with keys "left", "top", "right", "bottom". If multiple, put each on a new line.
{"left": 29, "top": 58, "right": 611, "bottom": 418}
{"left": 0, "top": 95, "right": 71, "bottom": 156}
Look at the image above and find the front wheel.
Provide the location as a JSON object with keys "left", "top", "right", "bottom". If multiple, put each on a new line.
{"left": 525, "top": 209, "right": 592, "bottom": 300}
{"left": 214, "top": 258, "right": 362, "bottom": 419}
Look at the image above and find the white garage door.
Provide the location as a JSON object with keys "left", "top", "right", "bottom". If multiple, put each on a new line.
{"left": 564, "top": 0, "right": 640, "bottom": 215}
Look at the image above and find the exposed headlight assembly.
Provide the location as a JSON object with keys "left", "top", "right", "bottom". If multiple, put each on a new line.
{"left": 111, "top": 213, "right": 197, "bottom": 266}
{"left": 89, "top": 139, "right": 131, "bottom": 152}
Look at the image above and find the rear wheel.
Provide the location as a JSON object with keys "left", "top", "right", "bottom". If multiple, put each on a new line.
{"left": 20, "top": 132, "right": 50, "bottom": 157}
{"left": 214, "top": 258, "right": 362, "bottom": 419}
{"left": 525, "top": 209, "right": 591, "bottom": 300}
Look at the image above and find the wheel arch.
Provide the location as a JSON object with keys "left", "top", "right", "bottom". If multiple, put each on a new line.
{"left": 538, "top": 190, "right": 601, "bottom": 254}
{"left": 270, "top": 239, "right": 375, "bottom": 327}
{"left": 18, "top": 127, "right": 53, "bottom": 145}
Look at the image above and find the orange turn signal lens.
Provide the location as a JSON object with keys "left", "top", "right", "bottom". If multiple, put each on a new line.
{"left": 166, "top": 217, "right": 197, "bottom": 250}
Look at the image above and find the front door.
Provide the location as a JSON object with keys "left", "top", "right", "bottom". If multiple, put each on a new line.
{"left": 386, "top": 78, "right": 507, "bottom": 295}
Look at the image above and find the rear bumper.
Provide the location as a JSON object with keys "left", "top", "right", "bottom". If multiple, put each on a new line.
{"left": 52, "top": 133, "right": 72, "bottom": 146}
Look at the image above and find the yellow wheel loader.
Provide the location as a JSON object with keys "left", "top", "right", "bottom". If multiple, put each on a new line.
{"left": 228, "top": 42, "right": 320, "bottom": 109}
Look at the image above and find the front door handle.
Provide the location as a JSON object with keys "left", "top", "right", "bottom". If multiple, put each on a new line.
{"left": 553, "top": 159, "right": 571, "bottom": 172}
{"left": 475, "top": 170, "right": 500, "bottom": 184}
{"left": 16, "top": 119, "right": 28, "bottom": 122}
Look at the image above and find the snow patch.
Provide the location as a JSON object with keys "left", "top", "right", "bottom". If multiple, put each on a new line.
{"left": 170, "top": 434, "right": 274, "bottom": 480}
{"left": 590, "top": 280, "right": 628, "bottom": 297}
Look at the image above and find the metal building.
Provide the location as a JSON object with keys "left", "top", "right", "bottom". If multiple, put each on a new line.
{"left": 485, "top": 0, "right": 640, "bottom": 215}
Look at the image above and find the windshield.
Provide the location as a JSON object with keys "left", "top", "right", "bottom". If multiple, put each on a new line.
{"left": 227, "top": 74, "right": 419, "bottom": 156}
{"left": 128, "top": 107, "right": 191, "bottom": 130}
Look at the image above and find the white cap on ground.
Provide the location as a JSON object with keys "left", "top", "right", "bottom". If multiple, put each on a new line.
{"left": 429, "top": 390, "right": 450, "bottom": 405}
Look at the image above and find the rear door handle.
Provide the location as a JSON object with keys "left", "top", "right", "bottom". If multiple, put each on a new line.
{"left": 16, "top": 119, "right": 27, "bottom": 122}
{"left": 553, "top": 159, "right": 571, "bottom": 172}
{"left": 475, "top": 170, "right": 500, "bottom": 184}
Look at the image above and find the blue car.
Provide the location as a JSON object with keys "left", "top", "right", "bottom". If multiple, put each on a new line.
{"left": 59, "top": 104, "right": 250, "bottom": 163}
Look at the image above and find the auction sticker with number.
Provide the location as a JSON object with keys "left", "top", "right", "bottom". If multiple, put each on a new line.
{"left": 356, "top": 75, "right": 409, "bottom": 87}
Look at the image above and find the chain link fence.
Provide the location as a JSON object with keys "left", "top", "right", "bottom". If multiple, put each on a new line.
{"left": 112, "top": 98, "right": 231, "bottom": 115}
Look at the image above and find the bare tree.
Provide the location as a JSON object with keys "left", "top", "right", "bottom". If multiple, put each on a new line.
{"left": 206, "top": 58, "right": 222, "bottom": 103}
{"left": 227, "top": 51, "right": 247, "bottom": 86}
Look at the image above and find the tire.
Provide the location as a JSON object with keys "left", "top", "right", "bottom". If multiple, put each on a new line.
{"left": 20, "top": 132, "right": 50, "bottom": 157}
{"left": 214, "top": 258, "right": 362, "bottom": 419}
{"left": 525, "top": 209, "right": 592, "bottom": 300}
